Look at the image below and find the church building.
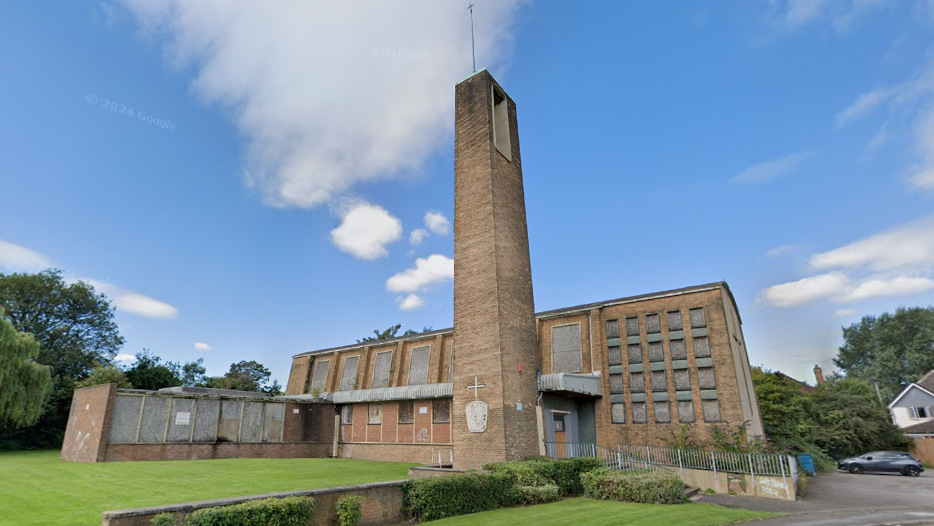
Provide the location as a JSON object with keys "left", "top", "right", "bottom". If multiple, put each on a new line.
{"left": 62, "top": 70, "right": 762, "bottom": 468}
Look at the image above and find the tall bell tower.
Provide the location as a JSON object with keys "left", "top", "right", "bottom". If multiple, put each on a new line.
{"left": 452, "top": 70, "right": 541, "bottom": 469}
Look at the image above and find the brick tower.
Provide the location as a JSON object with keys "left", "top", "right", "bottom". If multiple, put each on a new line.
{"left": 452, "top": 70, "right": 541, "bottom": 469}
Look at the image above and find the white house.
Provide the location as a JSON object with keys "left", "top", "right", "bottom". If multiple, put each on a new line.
{"left": 888, "top": 370, "right": 934, "bottom": 435}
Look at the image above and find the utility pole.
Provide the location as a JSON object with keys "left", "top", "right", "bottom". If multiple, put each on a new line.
{"left": 468, "top": 4, "right": 476, "bottom": 73}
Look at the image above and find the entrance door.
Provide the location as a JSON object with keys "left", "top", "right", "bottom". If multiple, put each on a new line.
{"left": 553, "top": 412, "right": 568, "bottom": 458}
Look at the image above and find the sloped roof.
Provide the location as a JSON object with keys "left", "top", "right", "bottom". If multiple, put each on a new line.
{"left": 903, "top": 419, "right": 934, "bottom": 435}
{"left": 917, "top": 370, "right": 934, "bottom": 393}
{"left": 888, "top": 382, "right": 934, "bottom": 409}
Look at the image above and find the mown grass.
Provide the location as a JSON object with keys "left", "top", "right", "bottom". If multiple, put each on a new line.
{"left": 0, "top": 450, "right": 414, "bottom": 526}
{"left": 419, "top": 498, "right": 777, "bottom": 526}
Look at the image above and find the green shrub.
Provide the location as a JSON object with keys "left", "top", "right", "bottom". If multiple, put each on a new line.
{"left": 402, "top": 472, "right": 513, "bottom": 521}
{"left": 581, "top": 469, "right": 686, "bottom": 505}
{"left": 184, "top": 496, "right": 313, "bottom": 526}
{"left": 505, "top": 484, "right": 561, "bottom": 506}
{"left": 151, "top": 513, "right": 176, "bottom": 526}
{"left": 484, "top": 457, "right": 603, "bottom": 497}
{"left": 335, "top": 495, "right": 363, "bottom": 526}
{"left": 482, "top": 461, "right": 551, "bottom": 487}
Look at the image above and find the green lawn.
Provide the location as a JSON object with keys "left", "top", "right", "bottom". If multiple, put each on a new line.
{"left": 420, "top": 498, "right": 776, "bottom": 526}
{"left": 0, "top": 450, "right": 415, "bottom": 526}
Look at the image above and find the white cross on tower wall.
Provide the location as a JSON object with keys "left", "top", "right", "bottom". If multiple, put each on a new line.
{"left": 467, "top": 375, "right": 486, "bottom": 399}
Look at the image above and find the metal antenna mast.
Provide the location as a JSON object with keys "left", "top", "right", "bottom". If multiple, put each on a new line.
{"left": 468, "top": 3, "right": 476, "bottom": 72}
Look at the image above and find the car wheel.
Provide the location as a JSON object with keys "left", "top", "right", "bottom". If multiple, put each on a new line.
{"left": 903, "top": 466, "right": 921, "bottom": 477}
{"left": 849, "top": 464, "right": 864, "bottom": 474}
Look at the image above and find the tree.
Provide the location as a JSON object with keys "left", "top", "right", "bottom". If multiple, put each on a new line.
{"left": 207, "top": 360, "right": 281, "bottom": 395}
{"left": 124, "top": 350, "right": 182, "bottom": 390}
{"left": 0, "top": 315, "right": 52, "bottom": 428}
{"left": 76, "top": 364, "right": 132, "bottom": 389}
{"left": 358, "top": 324, "right": 401, "bottom": 343}
{"left": 179, "top": 358, "right": 206, "bottom": 387}
{"left": 835, "top": 307, "right": 934, "bottom": 402}
{"left": 0, "top": 270, "right": 124, "bottom": 448}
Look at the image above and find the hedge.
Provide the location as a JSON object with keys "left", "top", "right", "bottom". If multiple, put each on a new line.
{"left": 402, "top": 472, "right": 513, "bottom": 521}
{"left": 505, "top": 484, "right": 560, "bottom": 506}
{"left": 485, "top": 457, "right": 603, "bottom": 496}
{"left": 184, "top": 496, "right": 314, "bottom": 526}
{"left": 581, "top": 468, "right": 686, "bottom": 504}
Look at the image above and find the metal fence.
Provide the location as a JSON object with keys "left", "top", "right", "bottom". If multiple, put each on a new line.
{"left": 544, "top": 442, "right": 676, "bottom": 475}
{"left": 616, "top": 443, "right": 796, "bottom": 478}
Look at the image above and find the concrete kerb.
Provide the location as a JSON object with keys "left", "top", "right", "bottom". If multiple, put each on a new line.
{"left": 100, "top": 480, "right": 406, "bottom": 526}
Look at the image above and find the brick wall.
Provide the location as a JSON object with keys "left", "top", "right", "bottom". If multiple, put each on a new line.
{"left": 101, "top": 481, "right": 406, "bottom": 526}
{"left": 285, "top": 355, "right": 312, "bottom": 395}
{"left": 338, "top": 443, "right": 452, "bottom": 464}
{"left": 104, "top": 442, "right": 331, "bottom": 462}
{"left": 61, "top": 383, "right": 116, "bottom": 463}
{"left": 338, "top": 400, "right": 452, "bottom": 461}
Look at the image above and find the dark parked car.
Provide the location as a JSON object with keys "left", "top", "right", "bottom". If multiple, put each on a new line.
{"left": 838, "top": 451, "right": 924, "bottom": 476}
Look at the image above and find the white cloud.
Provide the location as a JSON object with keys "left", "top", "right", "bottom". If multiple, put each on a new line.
{"left": 114, "top": 353, "right": 136, "bottom": 363}
{"left": 865, "top": 123, "right": 888, "bottom": 156}
{"left": 386, "top": 254, "right": 453, "bottom": 293}
{"left": 85, "top": 279, "right": 179, "bottom": 319}
{"left": 0, "top": 239, "right": 52, "bottom": 270}
{"left": 809, "top": 215, "right": 934, "bottom": 272}
{"left": 759, "top": 272, "right": 850, "bottom": 308}
{"left": 396, "top": 294, "right": 425, "bottom": 311}
{"left": 909, "top": 105, "right": 934, "bottom": 190}
{"left": 732, "top": 152, "right": 810, "bottom": 184}
{"left": 840, "top": 276, "right": 934, "bottom": 302}
{"left": 119, "top": 1, "right": 525, "bottom": 208}
{"left": 424, "top": 212, "right": 451, "bottom": 236}
{"left": 777, "top": 0, "right": 888, "bottom": 31}
{"left": 833, "top": 308, "right": 857, "bottom": 318}
{"left": 410, "top": 228, "right": 429, "bottom": 246}
{"left": 784, "top": 0, "right": 835, "bottom": 27}
{"left": 194, "top": 342, "right": 212, "bottom": 351}
{"left": 765, "top": 244, "right": 803, "bottom": 258}
{"left": 330, "top": 201, "right": 402, "bottom": 260}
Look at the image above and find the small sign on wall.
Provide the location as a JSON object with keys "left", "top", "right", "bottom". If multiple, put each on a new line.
{"left": 293, "top": 408, "right": 300, "bottom": 414}
{"left": 175, "top": 412, "right": 190, "bottom": 426}
{"left": 419, "top": 407, "right": 428, "bottom": 414}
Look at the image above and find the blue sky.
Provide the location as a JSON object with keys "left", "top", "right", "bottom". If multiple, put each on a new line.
{"left": 2, "top": 1, "right": 933, "bottom": 385}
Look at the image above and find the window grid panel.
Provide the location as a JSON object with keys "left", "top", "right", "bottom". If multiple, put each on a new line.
{"left": 655, "top": 401, "right": 671, "bottom": 423}
{"left": 648, "top": 341, "right": 664, "bottom": 362}
{"left": 628, "top": 344, "right": 642, "bottom": 364}
{"left": 698, "top": 368, "right": 716, "bottom": 389}
{"left": 670, "top": 339, "right": 687, "bottom": 360}
{"left": 367, "top": 404, "right": 382, "bottom": 425}
{"left": 674, "top": 369, "right": 691, "bottom": 390}
{"left": 552, "top": 324, "right": 583, "bottom": 373}
{"left": 609, "top": 373, "right": 624, "bottom": 393}
{"left": 667, "top": 310, "right": 683, "bottom": 331}
{"left": 645, "top": 314, "right": 661, "bottom": 334}
{"left": 625, "top": 317, "right": 640, "bottom": 337}
{"left": 611, "top": 403, "right": 626, "bottom": 424}
{"left": 433, "top": 400, "right": 451, "bottom": 423}
{"left": 606, "top": 320, "right": 620, "bottom": 339}
{"left": 310, "top": 360, "right": 329, "bottom": 392}
{"left": 690, "top": 307, "right": 707, "bottom": 328}
{"left": 399, "top": 401, "right": 414, "bottom": 424}
{"left": 630, "top": 372, "right": 645, "bottom": 393}
{"left": 607, "top": 346, "right": 622, "bottom": 366}
{"left": 678, "top": 400, "right": 696, "bottom": 423}
{"left": 651, "top": 370, "right": 668, "bottom": 392}
{"left": 408, "top": 346, "right": 431, "bottom": 385}
{"left": 693, "top": 337, "right": 711, "bottom": 358}
{"left": 632, "top": 402, "right": 647, "bottom": 424}
{"left": 702, "top": 399, "right": 721, "bottom": 422}
{"left": 339, "top": 356, "right": 360, "bottom": 391}
{"left": 371, "top": 351, "right": 393, "bottom": 389}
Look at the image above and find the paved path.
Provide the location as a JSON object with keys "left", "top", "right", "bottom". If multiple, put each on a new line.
{"left": 695, "top": 471, "right": 934, "bottom": 526}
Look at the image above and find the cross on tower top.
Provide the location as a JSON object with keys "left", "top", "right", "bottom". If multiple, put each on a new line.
{"left": 466, "top": 375, "right": 486, "bottom": 400}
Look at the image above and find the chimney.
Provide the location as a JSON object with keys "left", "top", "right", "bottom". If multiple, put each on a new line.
{"left": 814, "top": 364, "right": 825, "bottom": 385}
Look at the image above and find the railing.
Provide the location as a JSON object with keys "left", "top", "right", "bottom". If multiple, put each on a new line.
{"left": 616, "top": 443, "right": 796, "bottom": 478}
{"left": 544, "top": 442, "right": 675, "bottom": 474}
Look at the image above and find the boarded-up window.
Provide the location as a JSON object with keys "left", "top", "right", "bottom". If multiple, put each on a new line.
{"left": 632, "top": 402, "right": 647, "bottom": 424}
{"left": 433, "top": 399, "right": 451, "bottom": 423}
{"left": 108, "top": 395, "right": 143, "bottom": 444}
{"left": 371, "top": 351, "right": 393, "bottom": 388}
{"left": 651, "top": 370, "right": 667, "bottom": 391}
{"left": 606, "top": 319, "right": 620, "bottom": 339}
{"left": 678, "top": 400, "right": 696, "bottom": 423}
{"left": 630, "top": 372, "right": 645, "bottom": 392}
{"left": 670, "top": 339, "right": 687, "bottom": 360}
{"left": 408, "top": 346, "right": 431, "bottom": 385}
{"left": 645, "top": 314, "right": 661, "bottom": 334}
{"left": 607, "top": 346, "right": 622, "bottom": 366}
{"left": 340, "top": 405, "right": 353, "bottom": 425}
{"left": 674, "top": 369, "right": 691, "bottom": 390}
{"left": 311, "top": 360, "right": 329, "bottom": 392}
{"left": 368, "top": 404, "right": 382, "bottom": 424}
{"left": 655, "top": 401, "right": 671, "bottom": 423}
{"left": 693, "top": 337, "right": 710, "bottom": 358}
{"left": 698, "top": 368, "right": 716, "bottom": 389}
{"left": 262, "top": 403, "right": 284, "bottom": 443}
{"left": 217, "top": 400, "right": 242, "bottom": 442}
{"left": 609, "top": 374, "right": 624, "bottom": 393}
{"left": 193, "top": 399, "right": 219, "bottom": 442}
{"left": 611, "top": 403, "right": 626, "bottom": 424}
{"left": 239, "top": 402, "right": 264, "bottom": 443}
{"left": 667, "top": 311, "right": 683, "bottom": 331}
{"left": 690, "top": 307, "right": 706, "bottom": 328}
{"left": 552, "top": 324, "right": 582, "bottom": 373}
{"left": 628, "top": 344, "right": 642, "bottom": 364}
{"left": 625, "top": 316, "right": 640, "bottom": 337}
{"left": 340, "top": 355, "right": 360, "bottom": 391}
{"left": 138, "top": 396, "right": 170, "bottom": 443}
{"left": 648, "top": 341, "right": 664, "bottom": 362}
{"left": 702, "top": 400, "right": 721, "bottom": 422}
{"left": 167, "top": 398, "right": 195, "bottom": 443}
{"left": 399, "top": 401, "right": 414, "bottom": 424}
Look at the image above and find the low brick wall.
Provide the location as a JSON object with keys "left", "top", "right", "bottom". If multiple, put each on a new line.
{"left": 337, "top": 442, "right": 451, "bottom": 464}
{"left": 680, "top": 467, "right": 796, "bottom": 500}
{"left": 408, "top": 466, "right": 468, "bottom": 479}
{"left": 103, "top": 442, "right": 331, "bottom": 462}
{"left": 101, "top": 481, "right": 405, "bottom": 526}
